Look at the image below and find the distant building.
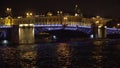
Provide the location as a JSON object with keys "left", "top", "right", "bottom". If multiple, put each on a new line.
{"left": 0, "top": 6, "right": 111, "bottom": 26}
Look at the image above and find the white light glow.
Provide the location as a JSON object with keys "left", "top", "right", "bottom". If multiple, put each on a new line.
{"left": 29, "top": 24, "right": 34, "bottom": 26}
{"left": 19, "top": 24, "right": 24, "bottom": 27}
{"left": 24, "top": 24, "right": 29, "bottom": 26}
{"left": 2, "top": 40, "right": 8, "bottom": 45}
{"left": 90, "top": 34, "right": 94, "bottom": 38}
{"left": 98, "top": 26, "right": 102, "bottom": 28}
{"left": 53, "top": 35, "right": 57, "bottom": 39}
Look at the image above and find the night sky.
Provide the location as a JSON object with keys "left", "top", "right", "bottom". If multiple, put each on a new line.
{"left": 0, "top": 0, "right": 120, "bottom": 18}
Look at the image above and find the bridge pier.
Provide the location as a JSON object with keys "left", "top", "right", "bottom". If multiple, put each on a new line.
{"left": 19, "top": 24, "right": 34, "bottom": 44}
{"left": 92, "top": 25, "right": 107, "bottom": 39}
{"left": 98, "top": 26, "right": 107, "bottom": 38}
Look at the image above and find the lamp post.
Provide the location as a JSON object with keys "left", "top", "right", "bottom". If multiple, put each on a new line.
{"left": 26, "top": 12, "right": 33, "bottom": 18}
{"left": 6, "top": 8, "right": 12, "bottom": 16}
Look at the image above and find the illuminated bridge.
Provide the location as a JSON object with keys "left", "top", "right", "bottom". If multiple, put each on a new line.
{"left": 0, "top": 15, "right": 113, "bottom": 34}
{"left": 0, "top": 15, "right": 118, "bottom": 44}
{"left": 0, "top": 24, "right": 120, "bottom": 44}
{"left": 0, "top": 24, "right": 120, "bottom": 34}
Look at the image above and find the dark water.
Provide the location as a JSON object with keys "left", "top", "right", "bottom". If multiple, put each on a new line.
{"left": 0, "top": 39, "right": 120, "bottom": 68}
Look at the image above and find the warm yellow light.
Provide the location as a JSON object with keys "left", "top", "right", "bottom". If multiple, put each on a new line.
{"left": 57, "top": 11, "right": 60, "bottom": 14}
{"left": 49, "top": 14, "right": 52, "bottom": 16}
{"left": 7, "top": 8, "right": 9, "bottom": 11}
{"left": 92, "top": 17, "right": 95, "bottom": 20}
{"left": 75, "top": 13, "right": 79, "bottom": 16}
{"left": 29, "top": 24, "right": 34, "bottom": 26}
{"left": 60, "top": 11, "right": 62, "bottom": 14}
{"left": 26, "top": 13, "right": 29, "bottom": 16}
{"left": 64, "top": 17, "right": 68, "bottom": 20}
{"left": 96, "top": 16, "right": 100, "bottom": 18}
{"left": 75, "top": 5, "right": 78, "bottom": 8}
{"left": 24, "top": 24, "right": 29, "bottom": 26}
{"left": 96, "top": 21, "right": 99, "bottom": 24}
{"left": 30, "top": 13, "right": 32, "bottom": 16}
{"left": 117, "top": 24, "right": 120, "bottom": 26}
{"left": 26, "top": 12, "right": 33, "bottom": 17}
{"left": 19, "top": 24, "right": 34, "bottom": 27}
{"left": 7, "top": 8, "right": 11, "bottom": 11}
{"left": 98, "top": 25, "right": 102, "bottom": 28}
{"left": 19, "top": 24, "right": 24, "bottom": 27}
{"left": 0, "top": 18, "right": 3, "bottom": 19}
{"left": 5, "top": 17, "right": 12, "bottom": 26}
{"left": 17, "top": 16, "right": 22, "bottom": 19}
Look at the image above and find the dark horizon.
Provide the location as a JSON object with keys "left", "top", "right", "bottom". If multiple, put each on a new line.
{"left": 0, "top": 0, "right": 120, "bottom": 18}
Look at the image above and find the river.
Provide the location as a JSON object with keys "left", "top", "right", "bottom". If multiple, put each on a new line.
{"left": 0, "top": 39, "right": 120, "bottom": 68}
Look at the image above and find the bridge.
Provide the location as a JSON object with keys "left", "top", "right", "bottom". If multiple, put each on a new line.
{"left": 0, "top": 24, "right": 120, "bottom": 34}
{"left": 0, "top": 15, "right": 119, "bottom": 44}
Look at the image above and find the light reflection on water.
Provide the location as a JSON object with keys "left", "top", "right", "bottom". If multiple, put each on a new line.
{"left": 56, "top": 43, "right": 71, "bottom": 68}
{"left": 17, "top": 45, "right": 37, "bottom": 68}
{"left": 0, "top": 40, "right": 120, "bottom": 68}
{"left": 91, "top": 40, "right": 104, "bottom": 68}
{"left": 0, "top": 47, "right": 20, "bottom": 68}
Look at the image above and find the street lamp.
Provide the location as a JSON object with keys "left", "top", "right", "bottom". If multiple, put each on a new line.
{"left": 30, "top": 13, "right": 33, "bottom": 16}
{"left": 6, "top": 8, "right": 12, "bottom": 16}
{"left": 26, "top": 12, "right": 33, "bottom": 18}
{"left": 7, "top": 8, "right": 11, "bottom": 12}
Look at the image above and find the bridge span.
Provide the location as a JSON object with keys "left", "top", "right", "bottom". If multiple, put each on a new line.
{"left": 0, "top": 24, "right": 120, "bottom": 34}
{"left": 0, "top": 14, "right": 118, "bottom": 44}
{"left": 0, "top": 24, "right": 120, "bottom": 44}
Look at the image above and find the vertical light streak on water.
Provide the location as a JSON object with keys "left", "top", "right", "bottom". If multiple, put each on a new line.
{"left": 56, "top": 43, "right": 71, "bottom": 68}
{"left": 19, "top": 26, "right": 34, "bottom": 44}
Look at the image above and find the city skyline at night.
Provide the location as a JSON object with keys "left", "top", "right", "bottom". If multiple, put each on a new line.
{"left": 0, "top": 0, "right": 120, "bottom": 18}
{"left": 0, "top": 1, "right": 120, "bottom": 68}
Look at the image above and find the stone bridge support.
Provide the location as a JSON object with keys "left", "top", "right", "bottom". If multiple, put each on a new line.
{"left": 92, "top": 25, "right": 107, "bottom": 39}
{"left": 19, "top": 24, "right": 34, "bottom": 44}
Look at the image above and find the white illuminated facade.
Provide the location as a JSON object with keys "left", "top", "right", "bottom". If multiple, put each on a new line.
{"left": 0, "top": 7, "right": 111, "bottom": 26}
{"left": 12, "top": 14, "right": 82, "bottom": 26}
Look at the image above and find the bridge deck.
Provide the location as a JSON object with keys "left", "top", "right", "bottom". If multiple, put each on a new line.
{"left": 0, "top": 25, "right": 120, "bottom": 34}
